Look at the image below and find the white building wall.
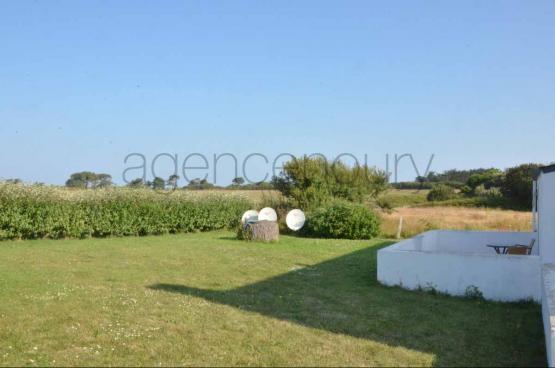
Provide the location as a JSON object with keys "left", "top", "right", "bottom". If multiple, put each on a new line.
{"left": 542, "top": 264, "right": 555, "bottom": 367}
{"left": 539, "top": 171, "right": 555, "bottom": 264}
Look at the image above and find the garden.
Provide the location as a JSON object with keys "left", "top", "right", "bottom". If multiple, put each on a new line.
{"left": 0, "top": 158, "right": 545, "bottom": 366}
{"left": 0, "top": 232, "right": 545, "bottom": 366}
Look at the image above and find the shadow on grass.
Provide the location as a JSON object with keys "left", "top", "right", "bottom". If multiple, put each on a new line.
{"left": 217, "top": 236, "right": 240, "bottom": 241}
{"left": 148, "top": 241, "right": 545, "bottom": 366}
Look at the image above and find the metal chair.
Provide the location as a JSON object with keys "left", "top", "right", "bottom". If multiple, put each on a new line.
{"left": 506, "top": 238, "right": 536, "bottom": 255}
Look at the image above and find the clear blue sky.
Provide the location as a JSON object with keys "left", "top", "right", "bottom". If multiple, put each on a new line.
{"left": 1, "top": 0, "right": 554, "bottom": 185}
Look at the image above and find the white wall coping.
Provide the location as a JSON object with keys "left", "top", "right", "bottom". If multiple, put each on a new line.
{"left": 384, "top": 230, "right": 536, "bottom": 257}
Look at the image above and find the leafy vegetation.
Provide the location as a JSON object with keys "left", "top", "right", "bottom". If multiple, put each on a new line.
{"left": 427, "top": 184, "right": 456, "bottom": 201}
{"left": 273, "top": 156, "right": 388, "bottom": 209}
{"left": 182, "top": 178, "right": 213, "bottom": 190}
{"left": 0, "top": 184, "right": 250, "bottom": 240}
{"left": 425, "top": 168, "right": 502, "bottom": 185}
{"left": 392, "top": 163, "right": 547, "bottom": 210}
{"left": 65, "top": 171, "right": 113, "bottom": 189}
{"left": 501, "top": 163, "right": 541, "bottom": 207}
{"left": 304, "top": 200, "right": 381, "bottom": 239}
{"left": 0, "top": 232, "right": 544, "bottom": 366}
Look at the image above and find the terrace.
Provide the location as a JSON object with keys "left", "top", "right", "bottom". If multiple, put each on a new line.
{"left": 378, "top": 164, "right": 555, "bottom": 366}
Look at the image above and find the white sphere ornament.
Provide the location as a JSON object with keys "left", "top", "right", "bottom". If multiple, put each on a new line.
{"left": 286, "top": 209, "right": 306, "bottom": 231}
{"left": 241, "top": 210, "right": 259, "bottom": 224}
{"left": 258, "top": 207, "right": 278, "bottom": 222}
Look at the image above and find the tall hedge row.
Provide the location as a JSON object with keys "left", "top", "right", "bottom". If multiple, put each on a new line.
{"left": 0, "top": 185, "right": 251, "bottom": 240}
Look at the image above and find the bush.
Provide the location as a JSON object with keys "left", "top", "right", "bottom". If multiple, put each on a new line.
{"left": 466, "top": 169, "right": 503, "bottom": 191}
{"left": 474, "top": 185, "right": 503, "bottom": 199}
{"left": 0, "top": 184, "right": 251, "bottom": 240}
{"left": 375, "top": 197, "right": 395, "bottom": 212}
{"left": 427, "top": 184, "right": 456, "bottom": 202}
{"left": 501, "top": 163, "right": 541, "bottom": 208}
{"left": 272, "top": 156, "right": 388, "bottom": 210}
{"left": 303, "top": 201, "right": 380, "bottom": 239}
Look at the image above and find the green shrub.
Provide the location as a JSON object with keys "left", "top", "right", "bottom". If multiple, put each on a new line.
{"left": 466, "top": 169, "right": 504, "bottom": 190}
{"left": 501, "top": 163, "right": 541, "bottom": 208}
{"left": 427, "top": 184, "right": 455, "bottom": 202}
{"left": 303, "top": 201, "right": 380, "bottom": 239}
{"left": 272, "top": 156, "right": 388, "bottom": 209}
{"left": 375, "top": 197, "right": 395, "bottom": 212}
{"left": 474, "top": 185, "right": 503, "bottom": 199}
{"left": 0, "top": 184, "right": 251, "bottom": 240}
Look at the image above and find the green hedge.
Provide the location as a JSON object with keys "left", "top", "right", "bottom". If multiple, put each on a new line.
{"left": 0, "top": 185, "right": 251, "bottom": 240}
{"left": 303, "top": 201, "right": 381, "bottom": 240}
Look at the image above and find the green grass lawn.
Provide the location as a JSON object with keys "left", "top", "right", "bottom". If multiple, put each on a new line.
{"left": 0, "top": 232, "right": 545, "bottom": 367}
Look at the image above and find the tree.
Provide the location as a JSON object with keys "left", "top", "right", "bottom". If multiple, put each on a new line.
{"left": 65, "top": 172, "right": 111, "bottom": 189}
{"left": 415, "top": 176, "right": 428, "bottom": 190}
{"left": 272, "top": 156, "right": 387, "bottom": 209}
{"left": 5, "top": 178, "right": 22, "bottom": 184}
{"left": 186, "top": 178, "right": 214, "bottom": 190}
{"left": 501, "top": 163, "right": 541, "bottom": 206}
{"left": 127, "top": 178, "right": 146, "bottom": 188}
{"left": 96, "top": 173, "right": 113, "bottom": 188}
{"left": 232, "top": 177, "right": 245, "bottom": 186}
{"left": 167, "top": 174, "right": 180, "bottom": 190}
{"left": 466, "top": 169, "right": 503, "bottom": 191}
{"left": 152, "top": 177, "right": 166, "bottom": 190}
{"left": 426, "top": 168, "right": 495, "bottom": 184}
{"left": 66, "top": 172, "right": 94, "bottom": 188}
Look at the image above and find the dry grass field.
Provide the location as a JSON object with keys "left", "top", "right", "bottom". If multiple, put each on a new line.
{"left": 184, "top": 189, "right": 282, "bottom": 205}
{"left": 380, "top": 206, "right": 532, "bottom": 238}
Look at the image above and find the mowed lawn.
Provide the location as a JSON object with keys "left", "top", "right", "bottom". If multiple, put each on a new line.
{"left": 0, "top": 232, "right": 545, "bottom": 367}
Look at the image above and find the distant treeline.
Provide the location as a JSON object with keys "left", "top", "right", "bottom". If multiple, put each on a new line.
{"left": 392, "top": 163, "right": 548, "bottom": 209}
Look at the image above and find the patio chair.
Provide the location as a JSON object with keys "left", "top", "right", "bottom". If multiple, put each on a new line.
{"left": 506, "top": 238, "right": 536, "bottom": 255}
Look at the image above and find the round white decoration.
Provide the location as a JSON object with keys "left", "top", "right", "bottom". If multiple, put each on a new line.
{"left": 258, "top": 207, "right": 278, "bottom": 222}
{"left": 286, "top": 209, "right": 306, "bottom": 231}
{"left": 241, "top": 210, "right": 259, "bottom": 224}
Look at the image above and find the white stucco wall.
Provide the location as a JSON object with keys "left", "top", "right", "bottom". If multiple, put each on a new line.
{"left": 539, "top": 171, "right": 555, "bottom": 264}
{"left": 542, "top": 264, "right": 555, "bottom": 367}
{"left": 378, "top": 230, "right": 541, "bottom": 302}
{"left": 538, "top": 169, "right": 555, "bottom": 367}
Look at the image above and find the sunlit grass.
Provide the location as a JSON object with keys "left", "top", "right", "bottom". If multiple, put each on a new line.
{"left": 0, "top": 231, "right": 544, "bottom": 366}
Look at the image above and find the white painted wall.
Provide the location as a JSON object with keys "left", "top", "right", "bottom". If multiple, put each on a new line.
{"left": 542, "top": 264, "right": 555, "bottom": 367}
{"left": 378, "top": 230, "right": 541, "bottom": 302}
{"left": 539, "top": 171, "right": 555, "bottom": 263}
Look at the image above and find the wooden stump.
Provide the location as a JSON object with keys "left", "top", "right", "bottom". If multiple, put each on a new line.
{"left": 243, "top": 220, "right": 279, "bottom": 242}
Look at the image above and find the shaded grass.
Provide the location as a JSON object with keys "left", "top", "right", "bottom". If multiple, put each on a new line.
{"left": 0, "top": 232, "right": 545, "bottom": 366}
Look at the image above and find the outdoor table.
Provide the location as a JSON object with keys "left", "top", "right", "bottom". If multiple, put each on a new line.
{"left": 487, "top": 243, "right": 525, "bottom": 254}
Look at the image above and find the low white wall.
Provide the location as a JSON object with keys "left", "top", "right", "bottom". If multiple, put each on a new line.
{"left": 392, "top": 230, "right": 536, "bottom": 255}
{"left": 378, "top": 231, "right": 541, "bottom": 302}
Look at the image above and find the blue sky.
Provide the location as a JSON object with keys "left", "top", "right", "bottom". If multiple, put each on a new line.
{"left": 1, "top": 0, "right": 554, "bottom": 185}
